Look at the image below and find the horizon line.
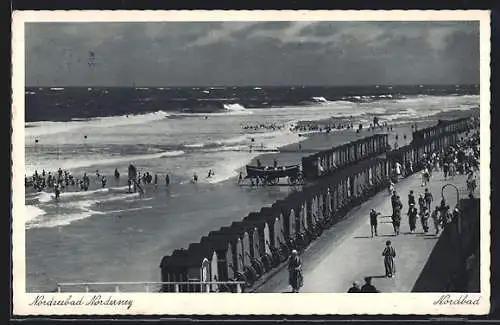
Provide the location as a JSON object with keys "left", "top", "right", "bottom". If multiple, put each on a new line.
{"left": 25, "top": 83, "right": 480, "bottom": 88}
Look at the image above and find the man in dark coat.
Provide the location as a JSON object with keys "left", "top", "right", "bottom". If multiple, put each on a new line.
{"left": 348, "top": 281, "right": 361, "bottom": 293}
{"left": 361, "top": 277, "right": 379, "bottom": 292}
{"left": 370, "top": 209, "right": 381, "bottom": 237}
{"left": 392, "top": 196, "right": 403, "bottom": 235}
{"left": 407, "top": 203, "right": 418, "bottom": 233}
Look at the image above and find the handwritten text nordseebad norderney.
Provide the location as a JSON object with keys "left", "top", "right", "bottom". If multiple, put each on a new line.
{"left": 29, "top": 294, "right": 133, "bottom": 310}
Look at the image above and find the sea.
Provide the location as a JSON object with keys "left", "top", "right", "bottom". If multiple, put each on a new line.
{"left": 23, "top": 85, "right": 479, "bottom": 292}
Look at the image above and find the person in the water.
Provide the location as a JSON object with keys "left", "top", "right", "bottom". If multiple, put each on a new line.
{"left": 193, "top": 172, "right": 198, "bottom": 183}
{"left": 54, "top": 183, "right": 61, "bottom": 200}
{"left": 101, "top": 176, "right": 107, "bottom": 188}
{"left": 114, "top": 168, "right": 120, "bottom": 179}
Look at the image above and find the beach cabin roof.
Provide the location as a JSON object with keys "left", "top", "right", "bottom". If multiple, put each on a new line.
{"left": 208, "top": 229, "right": 241, "bottom": 242}
{"left": 243, "top": 212, "right": 274, "bottom": 227}
{"left": 231, "top": 220, "right": 260, "bottom": 233}
{"left": 200, "top": 235, "right": 230, "bottom": 251}
{"left": 219, "top": 225, "right": 246, "bottom": 237}
{"left": 185, "top": 243, "right": 217, "bottom": 266}
{"left": 161, "top": 249, "right": 191, "bottom": 270}
{"left": 259, "top": 206, "right": 278, "bottom": 218}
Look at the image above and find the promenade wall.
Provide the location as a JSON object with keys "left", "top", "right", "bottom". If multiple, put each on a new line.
{"left": 412, "top": 198, "right": 480, "bottom": 292}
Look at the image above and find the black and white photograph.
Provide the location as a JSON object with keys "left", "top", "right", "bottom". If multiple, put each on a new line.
{"left": 12, "top": 10, "right": 490, "bottom": 315}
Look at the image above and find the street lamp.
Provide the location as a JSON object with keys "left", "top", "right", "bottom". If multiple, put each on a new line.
{"left": 441, "top": 183, "right": 463, "bottom": 267}
{"left": 441, "top": 183, "right": 460, "bottom": 233}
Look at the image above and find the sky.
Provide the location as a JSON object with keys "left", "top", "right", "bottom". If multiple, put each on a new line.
{"left": 25, "top": 21, "right": 480, "bottom": 87}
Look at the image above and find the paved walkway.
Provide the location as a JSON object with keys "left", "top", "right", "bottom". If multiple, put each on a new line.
{"left": 255, "top": 171, "right": 476, "bottom": 293}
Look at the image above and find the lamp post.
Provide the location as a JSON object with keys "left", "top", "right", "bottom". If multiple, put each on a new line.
{"left": 441, "top": 183, "right": 463, "bottom": 272}
{"left": 441, "top": 183, "right": 460, "bottom": 233}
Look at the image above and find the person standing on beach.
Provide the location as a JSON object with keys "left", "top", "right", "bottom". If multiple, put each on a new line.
{"left": 165, "top": 174, "right": 170, "bottom": 186}
{"left": 369, "top": 209, "right": 380, "bottom": 237}
{"left": 54, "top": 183, "right": 61, "bottom": 201}
{"left": 382, "top": 240, "right": 396, "bottom": 278}
{"left": 238, "top": 171, "right": 243, "bottom": 184}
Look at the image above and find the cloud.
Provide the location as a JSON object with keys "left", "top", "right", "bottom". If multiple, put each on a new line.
{"left": 24, "top": 21, "right": 480, "bottom": 86}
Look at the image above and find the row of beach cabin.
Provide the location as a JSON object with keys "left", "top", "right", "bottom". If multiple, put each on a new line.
{"left": 301, "top": 133, "right": 389, "bottom": 179}
{"left": 159, "top": 117, "right": 475, "bottom": 293}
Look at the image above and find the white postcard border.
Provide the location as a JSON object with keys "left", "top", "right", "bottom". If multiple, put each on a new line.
{"left": 12, "top": 10, "right": 491, "bottom": 315}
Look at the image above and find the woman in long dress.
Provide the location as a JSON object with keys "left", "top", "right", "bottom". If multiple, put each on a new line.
{"left": 382, "top": 240, "right": 396, "bottom": 278}
{"left": 288, "top": 250, "right": 303, "bottom": 293}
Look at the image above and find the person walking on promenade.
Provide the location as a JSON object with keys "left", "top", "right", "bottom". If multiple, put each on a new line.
{"left": 418, "top": 194, "right": 425, "bottom": 214}
{"left": 370, "top": 208, "right": 381, "bottom": 237}
{"left": 361, "top": 277, "right": 379, "bottom": 292}
{"left": 382, "top": 240, "right": 396, "bottom": 278}
{"left": 388, "top": 181, "right": 395, "bottom": 195}
{"left": 424, "top": 188, "right": 433, "bottom": 211}
{"left": 431, "top": 206, "right": 441, "bottom": 235}
{"left": 421, "top": 206, "right": 430, "bottom": 233}
{"left": 392, "top": 196, "right": 403, "bottom": 236}
{"left": 467, "top": 172, "right": 477, "bottom": 198}
{"left": 391, "top": 191, "right": 398, "bottom": 213}
{"left": 421, "top": 167, "right": 430, "bottom": 187}
{"left": 347, "top": 281, "right": 361, "bottom": 293}
{"left": 408, "top": 190, "right": 416, "bottom": 207}
{"left": 443, "top": 160, "right": 449, "bottom": 180}
{"left": 395, "top": 161, "right": 402, "bottom": 182}
{"left": 288, "top": 250, "right": 303, "bottom": 293}
{"left": 407, "top": 203, "right": 418, "bottom": 233}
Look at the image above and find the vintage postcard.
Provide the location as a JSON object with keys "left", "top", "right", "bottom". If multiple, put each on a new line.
{"left": 12, "top": 10, "right": 491, "bottom": 315}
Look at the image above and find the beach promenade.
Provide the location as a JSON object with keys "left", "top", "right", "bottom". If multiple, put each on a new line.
{"left": 253, "top": 171, "right": 475, "bottom": 293}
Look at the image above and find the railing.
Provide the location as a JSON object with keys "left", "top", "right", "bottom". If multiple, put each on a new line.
{"left": 56, "top": 281, "right": 246, "bottom": 293}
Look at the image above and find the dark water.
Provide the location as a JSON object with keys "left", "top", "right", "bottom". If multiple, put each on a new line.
{"left": 25, "top": 84, "right": 479, "bottom": 122}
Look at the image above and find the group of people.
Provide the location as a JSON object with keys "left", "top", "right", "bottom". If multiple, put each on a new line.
{"left": 25, "top": 168, "right": 94, "bottom": 199}
{"left": 241, "top": 121, "right": 286, "bottom": 132}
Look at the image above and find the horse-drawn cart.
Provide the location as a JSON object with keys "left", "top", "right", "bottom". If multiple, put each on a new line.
{"left": 245, "top": 164, "right": 303, "bottom": 185}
